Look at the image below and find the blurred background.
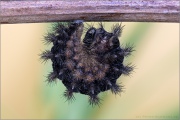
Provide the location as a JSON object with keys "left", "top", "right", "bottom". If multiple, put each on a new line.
{"left": 1, "top": 22, "right": 179, "bottom": 119}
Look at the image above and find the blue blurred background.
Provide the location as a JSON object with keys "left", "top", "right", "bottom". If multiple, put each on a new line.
{"left": 1, "top": 22, "right": 179, "bottom": 119}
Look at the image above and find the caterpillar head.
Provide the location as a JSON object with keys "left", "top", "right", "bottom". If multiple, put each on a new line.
{"left": 83, "top": 25, "right": 121, "bottom": 54}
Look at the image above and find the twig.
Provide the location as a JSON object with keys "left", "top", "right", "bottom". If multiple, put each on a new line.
{"left": 0, "top": 0, "right": 179, "bottom": 24}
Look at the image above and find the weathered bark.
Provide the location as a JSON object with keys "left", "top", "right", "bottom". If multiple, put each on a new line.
{"left": 0, "top": 0, "right": 179, "bottom": 24}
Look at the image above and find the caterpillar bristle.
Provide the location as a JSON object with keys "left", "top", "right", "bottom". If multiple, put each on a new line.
{"left": 90, "top": 85, "right": 95, "bottom": 95}
{"left": 86, "top": 73, "right": 94, "bottom": 82}
{"left": 98, "top": 22, "right": 104, "bottom": 29}
{"left": 46, "top": 72, "right": 57, "bottom": 83}
{"left": 96, "top": 70, "right": 105, "bottom": 80}
{"left": 112, "top": 23, "right": 124, "bottom": 37}
{"left": 40, "top": 50, "right": 53, "bottom": 63}
{"left": 65, "top": 60, "right": 75, "bottom": 70}
{"left": 106, "top": 80, "right": 112, "bottom": 86}
{"left": 43, "top": 33, "right": 57, "bottom": 45}
{"left": 52, "top": 22, "right": 68, "bottom": 32}
{"left": 121, "top": 44, "right": 135, "bottom": 57}
{"left": 89, "top": 95, "right": 101, "bottom": 107}
{"left": 65, "top": 49, "right": 73, "bottom": 59}
{"left": 66, "top": 40, "right": 74, "bottom": 48}
{"left": 110, "top": 83, "right": 124, "bottom": 95}
{"left": 121, "top": 64, "right": 134, "bottom": 76}
{"left": 71, "top": 82, "right": 76, "bottom": 90}
{"left": 113, "top": 67, "right": 120, "bottom": 73}
{"left": 73, "top": 68, "right": 83, "bottom": 80}
{"left": 64, "top": 89, "right": 75, "bottom": 102}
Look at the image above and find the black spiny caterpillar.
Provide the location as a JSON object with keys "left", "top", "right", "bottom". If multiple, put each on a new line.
{"left": 41, "top": 20, "right": 134, "bottom": 106}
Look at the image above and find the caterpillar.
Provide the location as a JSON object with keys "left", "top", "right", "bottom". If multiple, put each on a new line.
{"left": 40, "top": 20, "right": 134, "bottom": 106}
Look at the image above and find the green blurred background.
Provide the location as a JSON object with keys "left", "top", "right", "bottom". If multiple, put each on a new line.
{"left": 1, "top": 22, "right": 179, "bottom": 119}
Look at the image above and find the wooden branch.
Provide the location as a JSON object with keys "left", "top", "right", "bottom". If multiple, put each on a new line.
{"left": 0, "top": 0, "right": 179, "bottom": 24}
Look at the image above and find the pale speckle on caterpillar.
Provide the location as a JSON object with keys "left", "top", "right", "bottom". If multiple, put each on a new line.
{"left": 40, "top": 20, "right": 134, "bottom": 106}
